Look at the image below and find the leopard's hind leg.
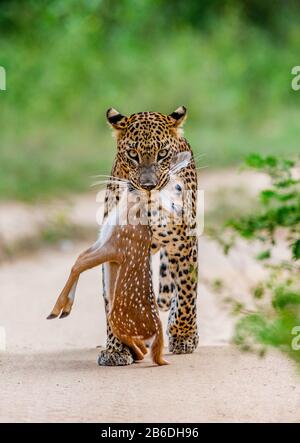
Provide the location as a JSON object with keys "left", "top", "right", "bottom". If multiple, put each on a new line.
{"left": 157, "top": 249, "right": 176, "bottom": 311}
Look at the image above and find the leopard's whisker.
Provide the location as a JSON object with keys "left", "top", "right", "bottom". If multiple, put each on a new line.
{"left": 193, "top": 152, "right": 207, "bottom": 165}
{"left": 195, "top": 165, "right": 208, "bottom": 171}
{"left": 91, "top": 174, "right": 129, "bottom": 183}
{"left": 193, "top": 151, "right": 206, "bottom": 160}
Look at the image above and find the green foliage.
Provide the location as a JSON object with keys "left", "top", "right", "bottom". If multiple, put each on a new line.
{"left": 228, "top": 154, "right": 300, "bottom": 259}
{"left": 0, "top": 1, "right": 300, "bottom": 200}
{"left": 292, "top": 239, "right": 300, "bottom": 260}
{"left": 218, "top": 154, "right": 300, "bottom": 367}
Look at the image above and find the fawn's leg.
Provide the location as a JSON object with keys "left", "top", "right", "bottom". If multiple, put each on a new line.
{"left": 47, "top": 242, "right": 119, "bottom": 319}
{"left": 134, "top": 339, "right": 148, "bottom": 355}
{"left": 98, "top": 262, "right": 135, "bottom": 366}
{"left": 116, "top": 335, "right": 145, "bottom": 361}
{"left": 151, "top": 320, "right": 169, "bottom": 366}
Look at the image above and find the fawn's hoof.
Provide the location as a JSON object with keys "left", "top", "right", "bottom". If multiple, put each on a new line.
{"left": 59, "top": 311, "right": 70, "bottom": 319}
{"left": 156, "top": 358, "right": 169, "bottom": 366}
{"left": 169, "top": 334, "right": 199, "bottom": 354}
{"left": 97, "top": 349, "right": 134, "bottom": 366}
{"left": 46, "top": 313, "right": 58, "bottom": 320}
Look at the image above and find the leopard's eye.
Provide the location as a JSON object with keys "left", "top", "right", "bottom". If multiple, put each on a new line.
{"left": 158, "top": 149, "right": 168, "bottom": 160}
{"left": 127, "top": 149, "right": 138, "bottom": 160}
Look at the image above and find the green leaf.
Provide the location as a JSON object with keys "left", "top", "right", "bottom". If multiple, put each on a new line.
{"left": 253, "top": 284, "right": 265, "bottom": 299}
{"left": 245, "top": 153, "right": 265, "bottom": 169}
{"left": 265, "top": 156, "right": 278, "bottom": 168}
{"left": 292, "top": 239, "right": 300, "bottom": 260}
{"left": 260, "top": 190, "right": 277, "bottom": 204}
{"left": 256, "top": 250, "right": 271, "bottom": 260}
{"left": 272, "top": 288, "right": 300, "bottom": 310}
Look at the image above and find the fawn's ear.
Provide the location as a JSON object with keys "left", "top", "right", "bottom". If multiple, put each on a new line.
{"left": 168, "top": 106, "right": 187, "bottom": 128}
{"left": 170, "top": 151, "right": 191, "bottom": 173}
{"left": 106, "top": 108, "right": 128, "bottom": 130}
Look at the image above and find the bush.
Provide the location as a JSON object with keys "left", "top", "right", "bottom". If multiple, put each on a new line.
{"left": 214, "top": 154, "right": 300, "bottom": 366}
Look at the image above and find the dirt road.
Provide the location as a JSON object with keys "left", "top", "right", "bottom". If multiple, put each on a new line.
{"left": 1, "top": 346, "right": 299, "bottom": 423}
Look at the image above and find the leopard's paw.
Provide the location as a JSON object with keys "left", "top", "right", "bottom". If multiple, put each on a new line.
{"left": 97, "top": 349, "right": 134, "bottom": 366}
{"left": 168, "top": 334, "right": 199, "bottom": 354}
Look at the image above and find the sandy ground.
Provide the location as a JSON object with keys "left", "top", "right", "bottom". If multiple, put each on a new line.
{"left": 1, "top": 347, "right": 299, "bottom": 423}
{"left": 0, "top": 170, "right": 299, "bottom": 422}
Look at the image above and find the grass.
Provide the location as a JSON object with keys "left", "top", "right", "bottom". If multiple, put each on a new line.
{"left": 0, "top": 6, "right": 300, "bottom": 201}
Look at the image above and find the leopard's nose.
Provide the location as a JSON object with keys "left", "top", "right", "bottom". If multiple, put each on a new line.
{"left": 140, "top": 166, "right": 158, "bottom": 190}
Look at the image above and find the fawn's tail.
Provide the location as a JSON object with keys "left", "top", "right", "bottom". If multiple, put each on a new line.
{"left": 151, "top": 321, "right": 169, "bottom": 366}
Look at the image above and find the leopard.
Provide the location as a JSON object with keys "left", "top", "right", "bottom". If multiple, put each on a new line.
{"left": 98, "top": 105, "right": 199, "bottom": 366}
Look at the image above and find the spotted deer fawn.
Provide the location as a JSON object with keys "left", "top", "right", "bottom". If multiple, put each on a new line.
{"left": 47, "top": 151, "right": 190, "bottom": 366}
{"left": 47, "top": 188, "right": 169, "bottom": 365}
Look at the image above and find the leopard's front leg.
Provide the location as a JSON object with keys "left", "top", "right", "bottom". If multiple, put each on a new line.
{"left": 97, "top": 262, "right": 134, "bottom": 366}
{"left": 166, "top": 239, "right": 199, "bottom": 354}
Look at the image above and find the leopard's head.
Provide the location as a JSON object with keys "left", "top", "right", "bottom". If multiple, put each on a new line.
{"left": 106, "top": 106, "right": 189, "bottom": 191}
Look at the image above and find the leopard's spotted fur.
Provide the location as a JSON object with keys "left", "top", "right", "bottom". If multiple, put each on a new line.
{"left": 98, "top": 106, "right": 198, "bottom": 366}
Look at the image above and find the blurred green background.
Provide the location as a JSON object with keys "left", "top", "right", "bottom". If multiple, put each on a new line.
{"left": 0, "top": 0, "right": 299, "bottom": 201}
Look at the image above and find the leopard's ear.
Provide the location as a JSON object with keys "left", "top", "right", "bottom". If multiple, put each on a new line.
{"left": 106, "top": 108, "right": 128, "bottom": 130}
{"left": 168, "top": 105, "right": 187, "bottom": 128}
